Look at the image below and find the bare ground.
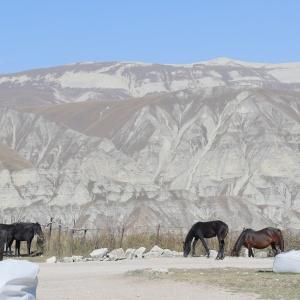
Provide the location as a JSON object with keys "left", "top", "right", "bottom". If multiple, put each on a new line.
{"left": 37, "top": 257, "right": 276, "bottom": 300}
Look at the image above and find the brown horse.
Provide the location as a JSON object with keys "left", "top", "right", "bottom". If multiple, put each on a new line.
{"left": 231, "top": 227, "right": 284, "bottom": 257}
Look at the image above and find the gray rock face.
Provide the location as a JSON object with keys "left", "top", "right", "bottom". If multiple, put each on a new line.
{"left": 0, "top": 59, "right": 299, "bottom": 230}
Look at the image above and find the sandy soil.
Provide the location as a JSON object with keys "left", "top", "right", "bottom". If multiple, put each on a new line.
{"left": 37, "top": 257, "right": 274, "bottom": 300}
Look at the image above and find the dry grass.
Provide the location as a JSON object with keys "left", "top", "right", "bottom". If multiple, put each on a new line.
{"left": 12, "top": 228, "right": 300, "bottom": 259}
{"left": 128, "top": 268, "right": 300, "bottom": 300}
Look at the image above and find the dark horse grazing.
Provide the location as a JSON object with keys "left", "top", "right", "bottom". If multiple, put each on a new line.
{"left": 231, "top": 227, "right": 284, "bottom": 257}
{"left": 183, "top": 220, "right": 229, "bottom": 259}
{"left": 9, "top": 222, "right": 45, "bottom": 256}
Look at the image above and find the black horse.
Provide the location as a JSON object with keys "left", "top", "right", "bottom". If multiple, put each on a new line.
{"left": 0, "top": 224, "right": 16, "bottom": 254}
{"left": 10, "top": 222, "right": 45, "bottom": 256}
{"left": 231, "top": 227, "right": 284, "bottom": 257}
{"left": 0, "top": 229, "right": 8, "bottom": 261}
{"left": 183, "top": 220, "right": 229, "bottom": 259}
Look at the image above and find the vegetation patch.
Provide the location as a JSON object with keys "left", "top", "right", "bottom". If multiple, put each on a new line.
{"left": 127, "top": 268, "right": 300, "bottom": 300}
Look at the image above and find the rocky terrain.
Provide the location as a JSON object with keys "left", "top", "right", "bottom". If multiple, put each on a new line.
{"left": 0, "top": 58, "right": 299, "bottom": 230}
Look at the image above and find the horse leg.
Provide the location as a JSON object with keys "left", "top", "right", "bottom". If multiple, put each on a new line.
{"left": 247, "top": 246, "right": 253, "bottom": 257}
{"left": 217, "top": 239, "right": 225, "bottom": 260}
{"left": 199, "top": 236, "right": 210, "bottom": 258}
{"left": 271, "top": 243, "right": 278, "bottom": 256}
{"left": 27, "top": 239, "right": 33, "bottom": 256}
{"left": 192, "top": 238, "right": 198, "bottom": 256}
{"left": 15, "top": 240, "right": 20, "bottom": 257}
{"left": 8, "top": 240, "right": 14, "bottom": 256}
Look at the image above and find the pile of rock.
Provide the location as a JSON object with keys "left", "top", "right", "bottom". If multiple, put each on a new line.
{"left": 88, "top": 245, "right": 182, "bottom": 261}
{"left": 46, "top": 245, "right": 183, "bottom": 263}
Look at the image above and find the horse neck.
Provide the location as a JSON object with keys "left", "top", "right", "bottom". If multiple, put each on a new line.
{"left": 34, "top": 224, "right": 43, "bottom": 238}
{"left": 233, "top": 231, "right": 246, "bottom": 253}
{"left": 184, "top": 228, "right": 195, "bottom": 246}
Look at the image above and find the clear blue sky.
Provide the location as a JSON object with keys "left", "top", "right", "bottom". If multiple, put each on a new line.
{"left": 1, "top": 1, "right": 300, "bottom": 74}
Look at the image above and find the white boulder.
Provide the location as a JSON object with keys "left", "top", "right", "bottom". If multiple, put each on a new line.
{"left": 172, "top": 251, "right": 183, "bottom": 257}
{"left": 46, "top": 256, "right": 57, "bottom": 264}
{"left": 90, "top": 248, "right": 108, "bottom": 259}
{"left": 144, "top": 245, "right": 164, "bottom": 258}
{"left": 125, "top": 248, "right": 136, "bottom": 259}
{"left": 209, "top": 250, "right": 218, "bottom": 258}
{"left": 134, "top": 247, "right": 146, "bottom": 259}
{"left": 161, "top": 249, "right": 173, "bottom": 257}
{"left": 273, "top": 250, "right": 300, "bottom": 273}
{"left": 255, "top": 251, "right": 268, "bottom": 258}
{"left": 108, "top": 248, "right": 126, "bottom": 261}
{"left": 62, "top": 256, "right": 83, "bottom": 263}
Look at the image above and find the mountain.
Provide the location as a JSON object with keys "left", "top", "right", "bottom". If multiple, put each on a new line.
{"left": 0, "top": 58, "right": 299, "bottom": 230}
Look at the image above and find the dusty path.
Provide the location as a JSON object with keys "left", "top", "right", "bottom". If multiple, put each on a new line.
{"left": 38, "top": 257, "right": 274, "bottom": 300}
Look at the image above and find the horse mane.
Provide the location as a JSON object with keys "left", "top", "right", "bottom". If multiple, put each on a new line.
{"left": 232, "top": 229, "right": 248, "bottom": 254}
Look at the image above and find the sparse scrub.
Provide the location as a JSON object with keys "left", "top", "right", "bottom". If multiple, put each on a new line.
{"left": 23, "top": 226, "right": 300, "bottom": 259}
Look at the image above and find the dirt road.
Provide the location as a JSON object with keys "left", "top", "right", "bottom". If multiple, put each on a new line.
{"left": 38, "top": 257, "right": 274, "bottom": 300}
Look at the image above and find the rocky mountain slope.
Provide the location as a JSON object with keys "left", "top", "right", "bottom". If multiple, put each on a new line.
{"left": 0, "top": 58, "right": 299, "bottom": 230}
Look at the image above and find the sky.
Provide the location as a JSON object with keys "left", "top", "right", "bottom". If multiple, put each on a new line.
{"left": 0, "top": 0, "right": 300, "bottom": 74}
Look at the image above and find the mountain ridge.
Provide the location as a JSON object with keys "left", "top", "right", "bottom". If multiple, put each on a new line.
{"left": 0, "top": 59, "right": 299, "bottom": 230}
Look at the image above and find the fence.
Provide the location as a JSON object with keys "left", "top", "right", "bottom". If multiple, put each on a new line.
{"left": 35, "top": 217, "right": 188, "bottom": 257}
{"left": 3, "top": 217, "right": 300, "bottom": 258}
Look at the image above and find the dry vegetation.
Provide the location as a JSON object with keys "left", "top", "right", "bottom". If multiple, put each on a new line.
{"left": 22, "top": 227, "right": 300, "bottom": 259}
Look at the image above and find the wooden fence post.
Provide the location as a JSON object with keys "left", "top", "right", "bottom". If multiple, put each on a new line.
{"left": 95, "top": 229, "right": 100, "bottom": 249}
{"left": 58, "top": 222, "right": 62, "bottom": 257}
{"left": 48, "top": 217, "right": 53, "bottom": 251}
{"left": 155, "top": 224, "right": 160, "bottom": 245}
{"left": 70, "top": 219, "right": 75, "bottom": 256}
{"left": 119, "top": 226, "right": 125, "bottom": 248}
{"left": 82, "top": 229, "right": 87, "bottom": 243}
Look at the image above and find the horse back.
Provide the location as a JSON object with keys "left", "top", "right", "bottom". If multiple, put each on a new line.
{"left": 193, "top": 220, "right": 228, "bottom": 238}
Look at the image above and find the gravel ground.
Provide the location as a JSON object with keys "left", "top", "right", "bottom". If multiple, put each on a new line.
{"left": 37, "top": 257, "right": 274, "bottom": 300}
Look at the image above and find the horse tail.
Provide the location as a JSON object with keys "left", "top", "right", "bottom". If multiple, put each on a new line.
{"left": 232, "top": 230, "right": 247, "bottom": 256}
{"left": 277, "top": 229, "right": 284, "bottom": 252}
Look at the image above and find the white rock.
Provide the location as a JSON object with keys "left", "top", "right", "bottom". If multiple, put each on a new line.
{"left": 149, "top": 245, "right": 164, "bottom": 255}
{"left": 62, "top": 257, "right": 74, "bottom": 263}
{"left": 255, "top": 251, "right": 268, "bottom": 258}
{"left": 46, "top": 256, "right": 57, "bottom": 263}
{"left": 90, "top": 248, "right": 108, "bottom": 259}
{"left": 125, "top": 248, "right": 136, "bottom": 259}
{"left": 209, "top": 250, "right": 218, "bottom": 258}
{"left": 72, "top": 255, "right": 83, "bottom": 262}
{"left": 242, "top": 249, "right": 249, "bottom": 257}
{"left": 134, "top": 247, "right": 146, "bottom": 259}
{"left": 273, "top": 250, "right": 300, "bottom": 273}
{"left": 161, "top": 249, "right": 173, "bottom": 257}
{"left": 144, "top": 251, "right": 161, "bottom": 258}
{"left": 62, "top": 256, "right": 83, "bottom": 263}
{"left": 108, "top": 248, "right": 126, "bottom": 261}
{"left": 172, "top": 251, "right": 183, "bottom": 257}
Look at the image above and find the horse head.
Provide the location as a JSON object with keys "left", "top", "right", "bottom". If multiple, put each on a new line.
{"left": 183, "top": 240, "right": 191, "bottom": 257}
{"left": 34, "top": 223, "right": 45, "bottom": 240}
{"left": 230, "top": 247, "right": 240, "bottom": 257}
